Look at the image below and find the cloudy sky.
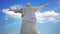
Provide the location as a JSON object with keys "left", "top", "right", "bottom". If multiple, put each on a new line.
{"left": 0, "top": 0, "right": 60, "bottom": 34}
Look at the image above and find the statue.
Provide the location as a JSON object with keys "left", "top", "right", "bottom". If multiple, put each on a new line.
{"left": 9, "top": 2, "right": 48, "bottom": 34}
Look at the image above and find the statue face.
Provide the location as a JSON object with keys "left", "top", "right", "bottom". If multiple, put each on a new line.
{"left": 26, "top": 2, "right": 31, "bottom": 7}
{"left": 27, "top": 5, "right": 30, "bottom": 7}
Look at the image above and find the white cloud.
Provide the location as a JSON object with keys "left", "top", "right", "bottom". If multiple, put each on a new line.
{"left": 2, "top": 9, "right": 22, "bottom": 19}
{"left": 2, "top": 5, "right": 22, "bottom": 19}
{"left": 10, "top": 5, "right": 23, "bottom": 10}
{"left": 2, "top": 5, "right": 60, "bottom": 24}
{"left": 35, "top": 10, "right": 60, "bottom": 23}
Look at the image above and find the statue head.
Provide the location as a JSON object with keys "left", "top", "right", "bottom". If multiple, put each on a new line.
{"left": 26, "top": 2, "right": 31, "bottom": 7}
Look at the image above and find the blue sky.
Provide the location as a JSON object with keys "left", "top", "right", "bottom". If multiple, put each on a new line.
{"left": 0, "top": 0, "right": 60, "bottom": 34}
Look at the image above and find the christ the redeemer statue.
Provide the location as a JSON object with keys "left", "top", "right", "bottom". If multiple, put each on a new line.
{"left": 9, "top": 2, "right": 48, "bottom": 34}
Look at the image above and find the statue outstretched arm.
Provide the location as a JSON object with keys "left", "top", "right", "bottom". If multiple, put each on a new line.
{"left": 34, "top": 3, "right": 48, "bottom": 11}
{"left": 8, "top": 9, "right": 23, "bottom": 13}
